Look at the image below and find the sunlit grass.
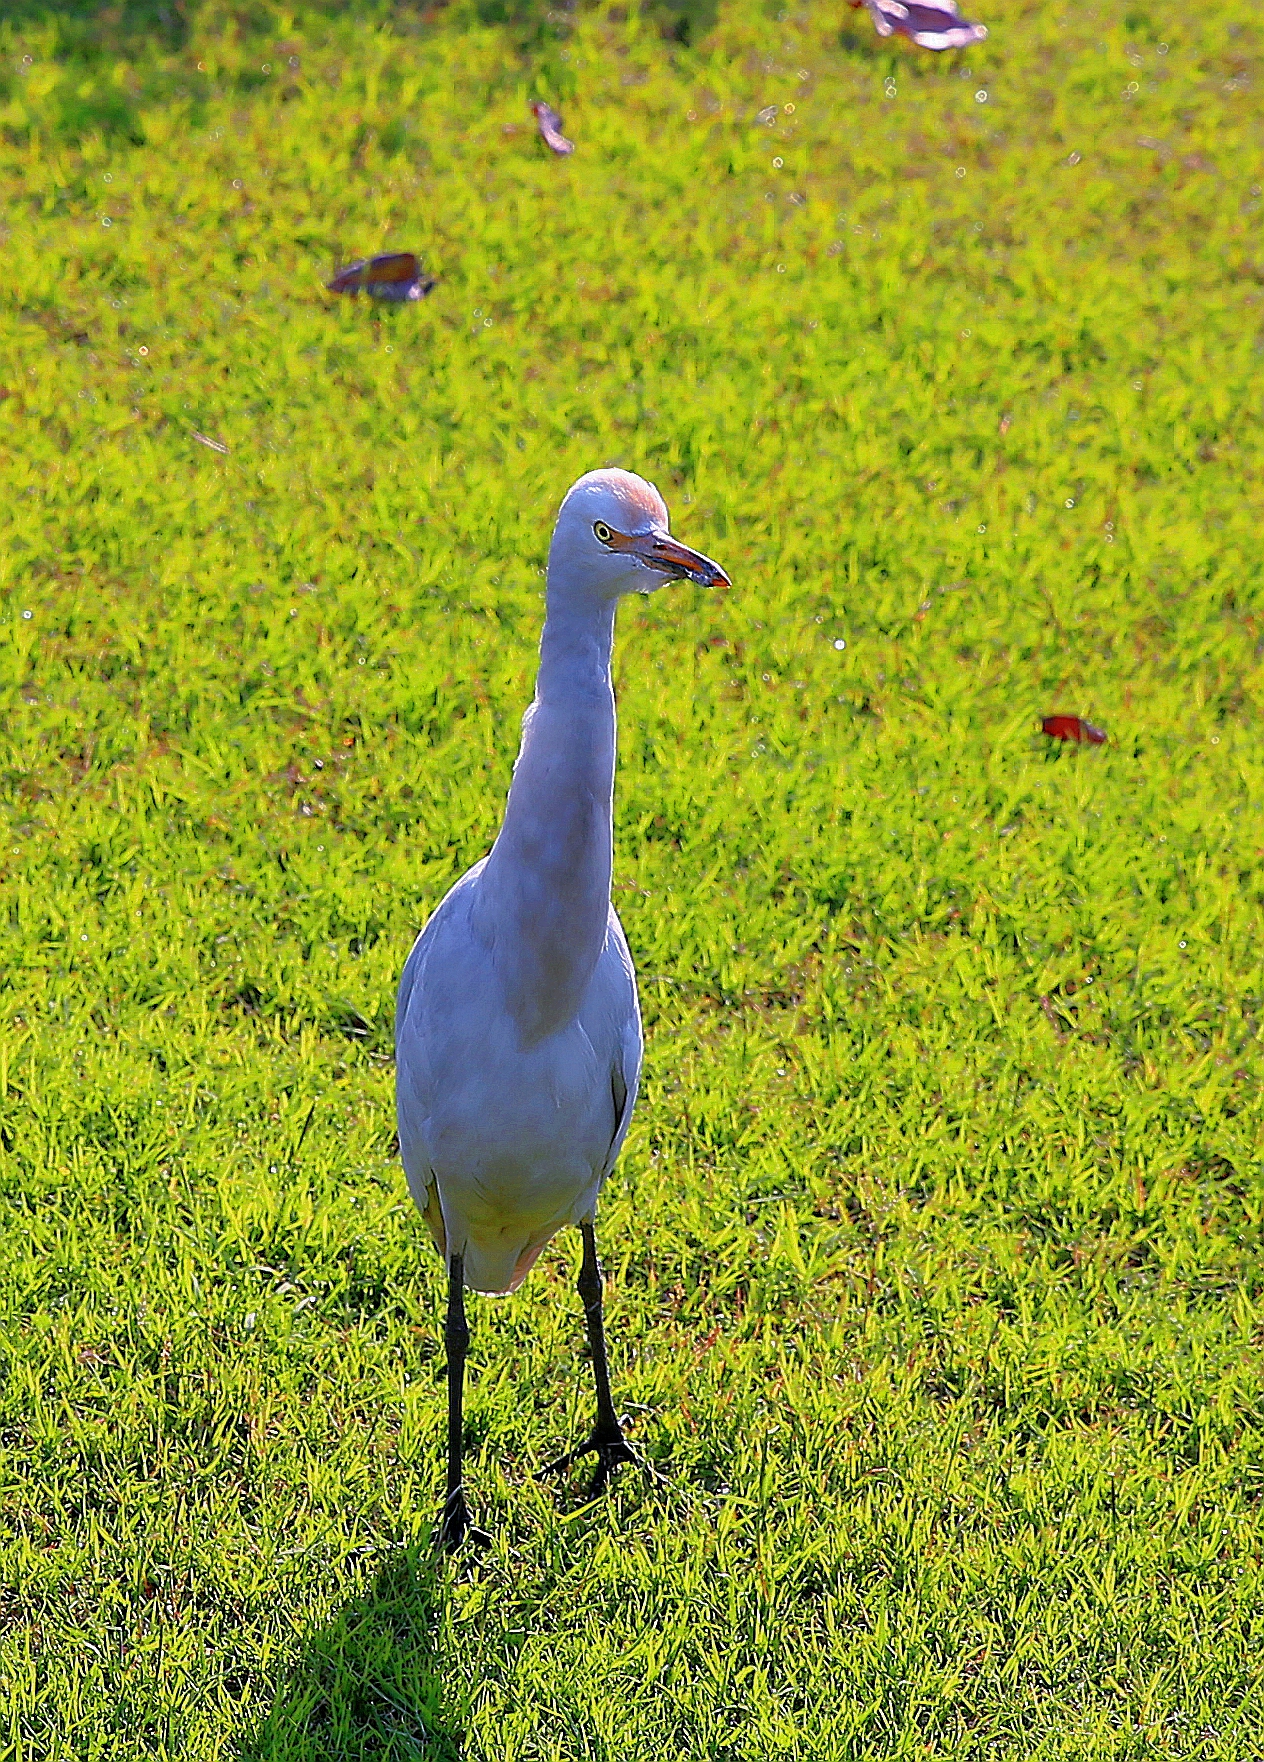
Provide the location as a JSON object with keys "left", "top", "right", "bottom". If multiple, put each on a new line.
{"left": 1, "top": 0, "right": 1262, "bottom": 1754}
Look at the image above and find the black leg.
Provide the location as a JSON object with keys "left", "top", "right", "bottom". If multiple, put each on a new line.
{"left": 435, "top": 1253, "right": 489, "bottom": 1553}
{"left": 577, "top": 1220, "right": 625, "bottom": 1462}
{"left": 542, "top": 1220, "right": 660, "bottom": 1496}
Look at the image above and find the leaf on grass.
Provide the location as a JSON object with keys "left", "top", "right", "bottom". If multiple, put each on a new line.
{"left": 530, "top": 101, "right": 575, "bottom": 156}
{"left": 327, "top": 252, "right": 437, "bottom": 303}
{"left": 1042, "top": 714, "right": 1106, "bottom": 745}
{"left": 857, "top": 0, "right": 987, "bottom": 50}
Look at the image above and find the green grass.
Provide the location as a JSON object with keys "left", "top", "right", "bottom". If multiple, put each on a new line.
{"left": 1, "top": 0, "right": 1263, "bottom": 1753}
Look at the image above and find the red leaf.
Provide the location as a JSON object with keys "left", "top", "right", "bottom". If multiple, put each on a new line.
{"left": 1041, "top": 714, "right": 1106, "bottom": 745}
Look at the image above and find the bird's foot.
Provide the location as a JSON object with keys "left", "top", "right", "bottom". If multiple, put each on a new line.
{"left": 433, "top": 1487, "right": 492, "bottom": 1556}
{"left": 542, "top": 1421, "right": 665, "bottom": 1499}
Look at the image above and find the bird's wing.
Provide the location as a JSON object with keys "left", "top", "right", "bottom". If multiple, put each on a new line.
{"left": 600, "top": 911, "right": 643, "bottom": 1180}
{"left": 601, "top": 1011, "right": 641, "bottom": 1179}
{"left": 598, "top": 1014, "right": 641, "bottom": 1184}
{"left": 396, "top": 927, "right": 441, "bottom": 1245}
{"left": 395, "top": 864, "right": 489, "bottom": 1253}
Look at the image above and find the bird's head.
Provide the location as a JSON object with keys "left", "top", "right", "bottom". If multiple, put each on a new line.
{"left": 548, "top": 468, "right": 730, "bottom": 604}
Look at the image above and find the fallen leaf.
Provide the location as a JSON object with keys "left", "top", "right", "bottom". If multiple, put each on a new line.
{"left": 858, "top": 0, "right": 987, "bottom": 50}
{"left": 1041, "top": 714, "right": 1106, "bottom": 745}
{"left": 327, "top": 252, "right": 436, "bottom": 302}
{"left": 530, "top": 101, "right": 575, "bottom": 156}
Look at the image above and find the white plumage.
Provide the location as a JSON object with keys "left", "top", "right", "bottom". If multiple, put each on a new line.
{"left": 395, "top": 467, "right": 729, "bottom": 1548}
{"left": 396, "top": 860, "right": 641, "bottom": 1296}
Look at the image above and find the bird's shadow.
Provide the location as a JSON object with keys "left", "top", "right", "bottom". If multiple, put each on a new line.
{"left": 239, "top": 1545, "right": 464, "bottom": 1762}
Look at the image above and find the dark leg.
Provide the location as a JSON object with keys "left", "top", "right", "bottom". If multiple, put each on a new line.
{"left": 577, "top": 1220, "right": 627, "bottom": 1469}
{"left": 543, "top": 1220, "right": 658, "bottom": 1495}
{"left": 435, "top": 1253, "right": 489, "bottom": 1553}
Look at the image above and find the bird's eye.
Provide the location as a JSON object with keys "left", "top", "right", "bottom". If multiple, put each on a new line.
{"left": 593, "top": 522, "right": 614, "bottom": 545}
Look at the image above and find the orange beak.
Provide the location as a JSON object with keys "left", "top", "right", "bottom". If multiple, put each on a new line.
{"left": 615, "top": 528, "right": 731, "bottom": 588}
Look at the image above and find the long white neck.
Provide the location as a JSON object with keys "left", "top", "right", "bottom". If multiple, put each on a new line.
{"left": 477, "top": 589, "right": 618, "bottom": 1045}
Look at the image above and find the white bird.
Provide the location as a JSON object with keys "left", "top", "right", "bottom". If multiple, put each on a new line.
{"left": 396, "top": 468, "right": 730, "bottom": 1550}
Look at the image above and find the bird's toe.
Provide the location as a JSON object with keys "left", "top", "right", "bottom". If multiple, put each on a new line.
{"left": 434, "top": 1490, "right": 491, "bottom": 1555}
{"left": 544, "top": 1423, "right": 666, "bottom": 1498}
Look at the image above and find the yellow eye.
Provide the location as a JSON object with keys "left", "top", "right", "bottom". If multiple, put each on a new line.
{"left": 593, "top": 521, "right": 614, "bottom": 545}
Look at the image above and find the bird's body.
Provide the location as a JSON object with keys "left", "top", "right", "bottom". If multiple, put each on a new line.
{"left": 396, "top": 468, "right": 729, "bottom": 1548}
{"left": 397, "top": 866, "right": 641, "bottom": 1296}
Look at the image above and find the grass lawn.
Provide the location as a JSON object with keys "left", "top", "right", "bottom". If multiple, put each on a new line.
{"left": 1, "top": 0, "right": 1263, "bottom": 1754}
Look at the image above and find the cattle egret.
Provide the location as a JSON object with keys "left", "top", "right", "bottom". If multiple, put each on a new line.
{"left": 396, "top": 468, "right": 730, "bottom": 1551}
